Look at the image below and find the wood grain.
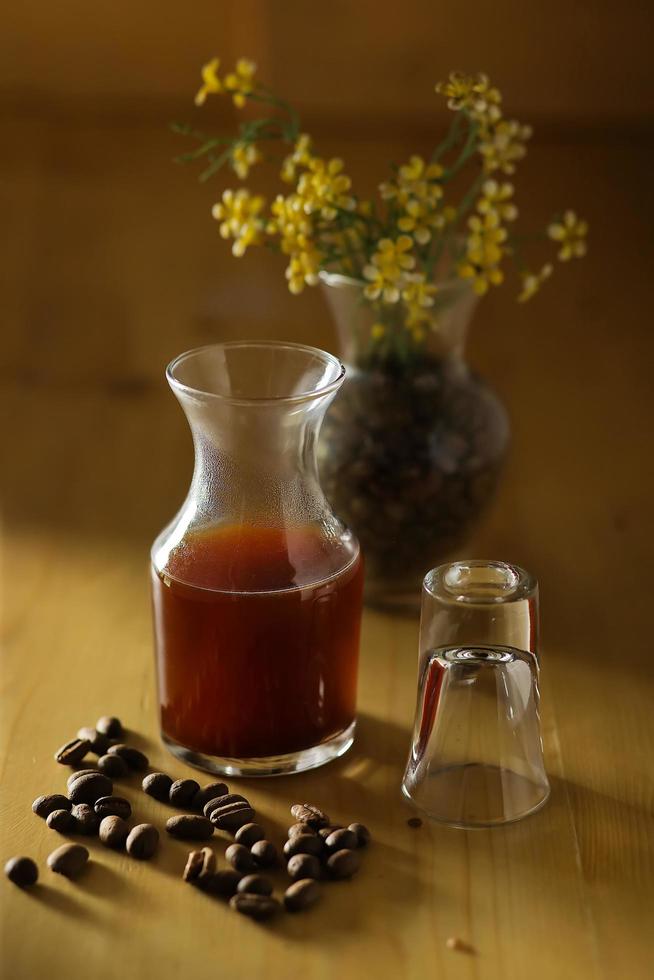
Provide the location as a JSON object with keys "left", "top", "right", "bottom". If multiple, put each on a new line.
{"left": 1, "top": 109, "right": 653, "bottom": 979}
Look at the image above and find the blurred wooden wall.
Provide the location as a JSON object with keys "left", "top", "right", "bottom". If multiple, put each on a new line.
{"left": 2, "top": 0, "right": 653, "bottom": 128}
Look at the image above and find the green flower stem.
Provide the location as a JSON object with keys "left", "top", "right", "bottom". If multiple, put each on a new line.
{"left": 441, "top": 118, "right": 479, "bottom": 183}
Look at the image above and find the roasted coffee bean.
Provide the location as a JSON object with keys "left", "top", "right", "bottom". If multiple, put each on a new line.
{"left": 96, "top": 716, "right": 123, "bottom": 739}
{"left": 234, "top": 823, "right": 265, "bottom": 847}
{"left": 142, "top": 772, "right": 173, "bottom": 801}
{"left": 126, "top": 823, "right": 159, "bottom": 859}
{"left": 201, "top": 869, "right": 242, "bottom": 898}
{"left": 166, "top": 815, "right": 214, "bottom": 841}
{"left": 32, "top": 794, "right": 72, "bottom": 818}
{"left": 251, "top": 840, "right": 277, "bottom": 868}
{"left": 97, "top": 753, "right": 129, "bottom": 777}
{"left": 288, "top": 822, "right": 318, "bottom": 839}
{"left": 169, "top": 779, "right": 200, "bottom": 808}
{"left": 290, "top": 803, "right": 330, "bottom": 829}
{"left": 348, "top": 823, "right": 371, "bottom": 847}
{"left": 326, "top": 848, "right": 360, "bottom": 879}
{"left": 229, "top": 893, "right": 281, "bottom": 922}
{"left": 225, "top": 843, "right": 256, "bottom": 874}
{"left": 66, "top": 769, "right": 97, "bottom": 790}
{"left": 107, "top": 744, "right": 148, "bottom": 771}
{"left": 318, "top": 825, "right": 342, "bottom": 840}
{"left": 207, "top": 801, "right": 255, "bottom": 833}
{"left": 99, "top": 815, "right": 129, "bottom": 849}
{"left": 287, "top": 854, "right": 321, "bottom": 881}
{"left": 54, "top": 738, "right": 91, "bottom": 766}
{"left": 68, "top": 772, "right": 113, "bottom": 805}
{"left": 47, "top": 843, "right": 89, "bottom": 879}
{"left": 182, "top": 846, "right": 216, "bottom": 884}
{"left": 324, "top": 828, "right": 358, "bottom": 853}
{"left": 71, "top": 803, "right": 99, "bottom": 835}
{"left": 284, "top": 878, "right": 321, "bottom": 913}
{"left": 192, "top": 782, "right": 229, "bottom": 812}
{"left": 5, "top": 856, "right": 38, "bottom": 887}
{"left": 203, "top": 793, "right": 249, "bottom": 818}
{"left": 77, "top": 727, "right": 112, "bottom": 755}
{"left": 46, "top": 809, "right": 76, "bottom": 833}
{"left": 283, "top": 834, "right": 323, "bottom": 858}
{"left": 94, "top": 796, "right": 132, "bottom": 820}
{"left": 237, "top": 874, "right": 273, "bottom": 897}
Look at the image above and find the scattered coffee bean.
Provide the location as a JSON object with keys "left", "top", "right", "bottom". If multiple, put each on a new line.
{"left": 96, "top": 716, "right": 123, "bottom": 739}
{"left": 407, "top": 817, "right": 422, "bottom": 829}
{"left": 183, "top": 846, "right": 216, "bottom": 884}
{"left": 201, "top": 869, "right": 242, "bottom": 898}
{"left": 94, "top": 796, "right": 132, "bottom": 820}
{"left": 234, "top": 823, "right": 265, "bottom": 847}
{"left": 206, "top": 798, "right": 255, "bottom": 833}
{"left": 283, "top": 834, "right": 323, "bottom": 859}
{"left": 47, "top": 843, "right": 89, "bottom": 879}
{"left": 142, "top": 772, "right": 173, "bottom": 801}
{"left": 288, "top": 822, "right": 318, "bottom": 839}
{"left": 203, "top": 793, "right": 249, "bottom": 818}
{"left": 5, "top": 856, "right": 38, "bottom": 887}
{"left": 318, "top": 825, "right": 343, "bottom": 840}
{"left": 169, "top": 779, "right": 200, "bottom": 808}
{"left": 77, "top": 727, "right": 112, "bottom": 756}
{"left": 107, "top": 744, "right": 148, "bottom": 771}
{"left": 326, "top": 848, "right": 360, "bottom": 879}
{"left": 166, "top": 815, "right": 214, "bottom": 841}
{"left": 32, "top": 794, "right": 72, "bottom": 819}
{"left": 225, "top": 843, "right": 256, "bottom": 874}
{"left": 192, "top": 782, "right": 229, "bottom": 812}
{"left": 237, "top": 874, "right": 273, "bottom": 897}
{"left": 71, "top": 803, "right": 99, "bottom": 835}
{"left": 287, "top": 854, "right": 321, "bottom": 881}
{"left": 97, "top": 753, "right": 129, "bottom": 777}
{"left": 99, "top": 815, "right": 129, "bottom": 849}
{"left": 284, "top": 878, "right": 321, "bottom": 913}
{"left": 324, "top": 828, "right": 358, "bottom": 853}
{"left": 54, "top": 738, "right": 91, "bottom": 766}
{"left": 68, "top": 772, "right": 113, "bottom": 805}
{"left": 250, "top": 840, "right": 277, "bottom": 868}
{"left": 348, "top": 823, "right": 371, "bottom": 847}
{"left": 229, "top": 893, "right": 281, "bottom": 921}
{"left": 126, "top": 823, "right": 159, "bottom": 859}
{"left": 290, "top": 803, "right": 330, "bottom": 829}
{"left": 66, "top": 769, "right": 97, "bottom": 790}
{"left": 46, "top": 809, "right": 76, "bottom": 833}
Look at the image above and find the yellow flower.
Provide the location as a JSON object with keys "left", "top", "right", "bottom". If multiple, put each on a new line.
{"left": 370, "top": 323, "right": 386, "bottom": 340}
{"left": 402, "top": 272, "right": 437, "bottom": 309}
{"left": 231, "top": 141, "right": 261, "bottom": 180}
{"left": 479, "top": 119, "right": 531, "bottom": 175}
{"left": 517, "top": 263, "right": 553, "bottom": 302}
{"left": 547, "top": 210, "right": 588, "bottom": 261}
{"left": 458, "top": 261, "right": 504, "bottom": 296}
{"left": 211, "top": 188, "right": 265, "bottom": 257}
{"left": 363, "top": 236, "right": 415, "bottom": 303}
{"left": 398, "top": 198, "right": 449, "bottom": 244}
{"left": 380, "top": 156, "right": 443, "bottom": 207}
{"left": 195, "top": 58, "right": 222, "bottom": 107}
{"left": 285, "top": 247, "right": 322, "bottom": 294}
{"left": 436, "top": 72, "right": 502, "bottom": 126}
{"left": 296, "top": 157, "right": 355, "bottom": 220}
{"left": 458, "top": 211, "right": 507, "bottom": 295}
{"left": 281, "top": 133, "right": 313, "bottom": 183}
{"left": 267, "top": 193, "right": 313, "bottom": 253}
{"left": 224, "top": 58, "right": 256, "bottom": 108}
{"left": 477, "top": 179, "right": 518, "bottom": 222}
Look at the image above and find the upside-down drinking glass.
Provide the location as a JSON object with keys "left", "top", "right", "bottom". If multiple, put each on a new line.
{"left": 402, "top": 560, "right": 550, "bottom": 827}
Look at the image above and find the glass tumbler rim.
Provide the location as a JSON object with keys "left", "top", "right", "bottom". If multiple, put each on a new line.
{"left": 166, "top": 340, "right": 346, "bottom": 408}
{"left": 423, "top": 559, "right": 537, "bottom": 606}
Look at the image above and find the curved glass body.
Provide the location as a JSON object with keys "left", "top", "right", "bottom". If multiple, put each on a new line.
{"left": 151, "top": 342, "right": 364, "bottom": 776}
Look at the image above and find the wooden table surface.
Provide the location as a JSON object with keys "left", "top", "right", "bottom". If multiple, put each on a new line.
{"left": 1, "top": 115, "right": 653, "bottom": 979}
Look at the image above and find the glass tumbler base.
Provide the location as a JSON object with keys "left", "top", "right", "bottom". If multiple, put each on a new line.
{"left": 161, "top": 720, "right": 356, "bottom": 778}
{"left": 402, "top": 762, "right": 550, "bottom": 828}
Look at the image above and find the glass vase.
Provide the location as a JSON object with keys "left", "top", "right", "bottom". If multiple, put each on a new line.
{"left": 319, "top": 273, "right": 510, "bottom": 612}
{"left": 151, "top": 341, "right": 364, "bottom": 777}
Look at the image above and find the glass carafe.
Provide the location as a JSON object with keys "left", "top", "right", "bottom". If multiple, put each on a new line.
{"left": 151, "top": 341, "right": 364, "bottom": 777}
